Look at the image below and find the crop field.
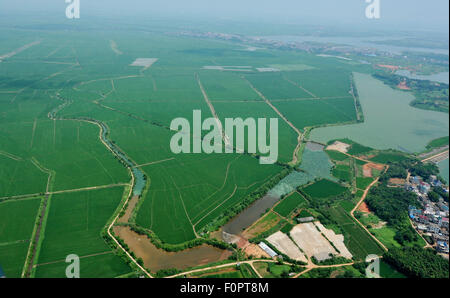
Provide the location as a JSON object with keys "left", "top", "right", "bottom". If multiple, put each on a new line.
{"left": 356, "top": 177, "right": 374, "bottom": 190}
{"left": 302, "top": 179, "right": 348, "bottom": 199}
{"left": 327, "top": 206, "right": 384, "bottom": 260}
{"left": 332, "top": 164, "right": 352, "bottom": 183}
{"left": 136, "top": 153, "right": 282, "bottom": 243}
{"left": 271, "top": 98, "right": 357, "bottom": 130}
{"left": 35, "top": 253, "right": 131, "bottom": 278}
{"left": 274, "top": 192, "right": 307, "bottom": 217}
{"left": 283, "top": 69, "right": 352, "bottom": 98}
{"left": 0, "top": 18, "right": 412, "bottom": 278}
{"left": 245, "top": 73, "right": 312, "bottom": 100}
{"left": 213, "top": 101, "right": 298, "bottom": 163}
{"left": 369, "top": 152, "right": 409, "bottom": 163}
{"left": 35, "top": 187, "right": 130, "bottom": 277}
{"left": 325, "top": 150, "right": 349, "bottom": 161}
{"left": 0, "top": 198, "right": 41, "bottom": 277}
{"left": 199, "top": 71, "right": 261, "bottom": 101}
{"left": 0, "top": 155, "right": 48, "bottom": 198}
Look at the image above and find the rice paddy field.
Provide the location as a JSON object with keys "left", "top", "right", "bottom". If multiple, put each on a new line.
{"left": 327, "top": 206, "right": 384, "bottom": 260}
{"left": 301, "top": 179, "right": 348, "bottom": 199}
{"left": 0, "top": 15, "right": 448, "bottom": 278}
{"left": 0, "top": 198, "right": 41, "bottom": 277}
{"left": 34, "top": 187, "right": 131, "bottom": 278}
{"left": 273, "top": 192, "right": 307, "bottom": 218}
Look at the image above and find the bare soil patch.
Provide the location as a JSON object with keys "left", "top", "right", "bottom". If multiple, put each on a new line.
{"left": 358, "top": 201, "right": 371, "bottom": 213}
{"left": 266, "top": 231, "right": 308, "bottom": 263}
{"left": 290, "top": 222, "right": 337, "bottom": 262}
{"left": 326, "top": 141, "right": 351, "bottom": 153}
{"left": 113, "top": 226, "right": 231, "bottom": 272}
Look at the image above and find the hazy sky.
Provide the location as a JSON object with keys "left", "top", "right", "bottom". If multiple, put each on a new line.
{"left": 1, "top": 0, "right": 448, "bottom": 32}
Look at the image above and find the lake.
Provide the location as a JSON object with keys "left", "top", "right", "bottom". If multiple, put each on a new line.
{"left": 310, "top": 72, "right": 449, "bottom": 153}
{"left": 396, "top": 70, "right": 449, "bottom": 84}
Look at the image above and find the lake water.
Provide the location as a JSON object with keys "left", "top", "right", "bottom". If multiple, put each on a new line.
{"left": 396, "top": 70, "right": 449, "bottom": 84}
{"left": 310, "top": 73, "right": 449, "bottom": 153}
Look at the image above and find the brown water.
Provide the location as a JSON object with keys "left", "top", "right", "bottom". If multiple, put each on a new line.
{"left": 118, "top": 195, "right": 139, "bottom": 223}
{"left": 222, "top": 194, "right": 280, "bottom": 235}
{"left": 113, "top": 226, "right": 232, "bottom": 272}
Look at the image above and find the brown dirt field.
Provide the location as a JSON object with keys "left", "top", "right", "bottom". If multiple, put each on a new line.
{"left": 358, "top": 202, "right": 371, "bottom": 213}
{"left": 389, "top": 178, "right": 406, "bottom": 186}
{"left": 210, "top": 229, "right": 224, "bottom": 241}
{"left": 368, "top": 163, "right": 385, "bottom": 171}
{"left": 191, "top": 267, "right": 238, "bottom": 278}
{"left": 363, "top": 162, "right": 385, "bottom": 177}
{"left": 362, "top": 164, "right": 373, "bottom": 177}
{"left": 236, "top": 237, "right": 249, "bottom": 249}
{"left": 244, "top": 244, "right": 270, "bottom": 258}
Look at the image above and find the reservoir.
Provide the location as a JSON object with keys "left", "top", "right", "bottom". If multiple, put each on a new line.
{"left": 310, "top": 72, "right": 449, "bottom": 153}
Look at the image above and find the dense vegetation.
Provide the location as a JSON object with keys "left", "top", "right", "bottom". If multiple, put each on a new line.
{"left": 426, "top": 136, "right": 449, "bottom": 149}
{"left": 384, "top": 247, "right": 449, "bottom": 278}
{"left": 373, "top": 73, "right": 449, "bottom": 113}
{"left": 365, "top": 186, "right": 418, "bottom": 226}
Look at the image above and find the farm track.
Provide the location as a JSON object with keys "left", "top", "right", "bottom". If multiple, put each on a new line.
{"left": 23, "top": 194, "right": 49, "bottom": 277}
{"left": 283, "top": 77, "right": 318, "bottom": 98}
{"left": 350, "top": 164, "right": 389, "bottom": 252}
{"left": 196, "top": 73, "right": 231, "bottom": 148}
{"left": 421, "top": 149, "right": 449, "bottom": 163}
{"left": 166, "top": 258, "right": 355, "bottom": 279}
{"left": 0, "top": 183, "right": 129, "bottom": 202}
{"left": 349, "top": 80, "right": 361, "bottom": 122}
{"left": 242, "top": 77, "right": 304, "bottom": 165}
{"left": 0, "top": 40, "right": 42, "bottom": 61}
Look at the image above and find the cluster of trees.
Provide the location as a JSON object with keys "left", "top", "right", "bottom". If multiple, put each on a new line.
{"left": 393, "top": 226, "right": 420, "bottom": 245}
{"left": 433, "top": 186, "right": 449, "bottom": 202}
{"left": 365, "top": 185, "right": 418, "bottom": 226}
{"left": 384, "top": 246, "right": 449, "bottom": 278}
{"left": 409, "top": 162, "right": 440, "bottom": 180}
{"left": 379, "top": 164, "right": 407, "bottom": 183}
{"left": 380, "top": 158, "right": 440, "bottom": 182}
{"left": 373, "top": 72, "right": 449, "bottom": 113}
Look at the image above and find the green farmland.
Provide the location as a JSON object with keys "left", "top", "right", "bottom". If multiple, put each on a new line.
{"left": 302, "top": 179, "right": 348, "bottom": 199}
{"left": 0, "top": 198, "right": 41, "bottom": 277}
{"left": 34, "top": 187, "right": 131, "bottom": 278}
{"left": 274, "top": 192, "right": 307, "bottom": 217}
{"left": 327, "top": 206, "right": 384, "bottom": 260}
{"left": 0, "top": 10, "right": 448, "bottom": 279}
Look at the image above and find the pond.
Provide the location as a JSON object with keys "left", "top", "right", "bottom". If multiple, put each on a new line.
{"left": 223, "top": 142, "right": 335, "bottom": 235}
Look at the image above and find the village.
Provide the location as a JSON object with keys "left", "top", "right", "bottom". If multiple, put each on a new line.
{"left": 407, "top": 174, "right": 449, "bottom": 256}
